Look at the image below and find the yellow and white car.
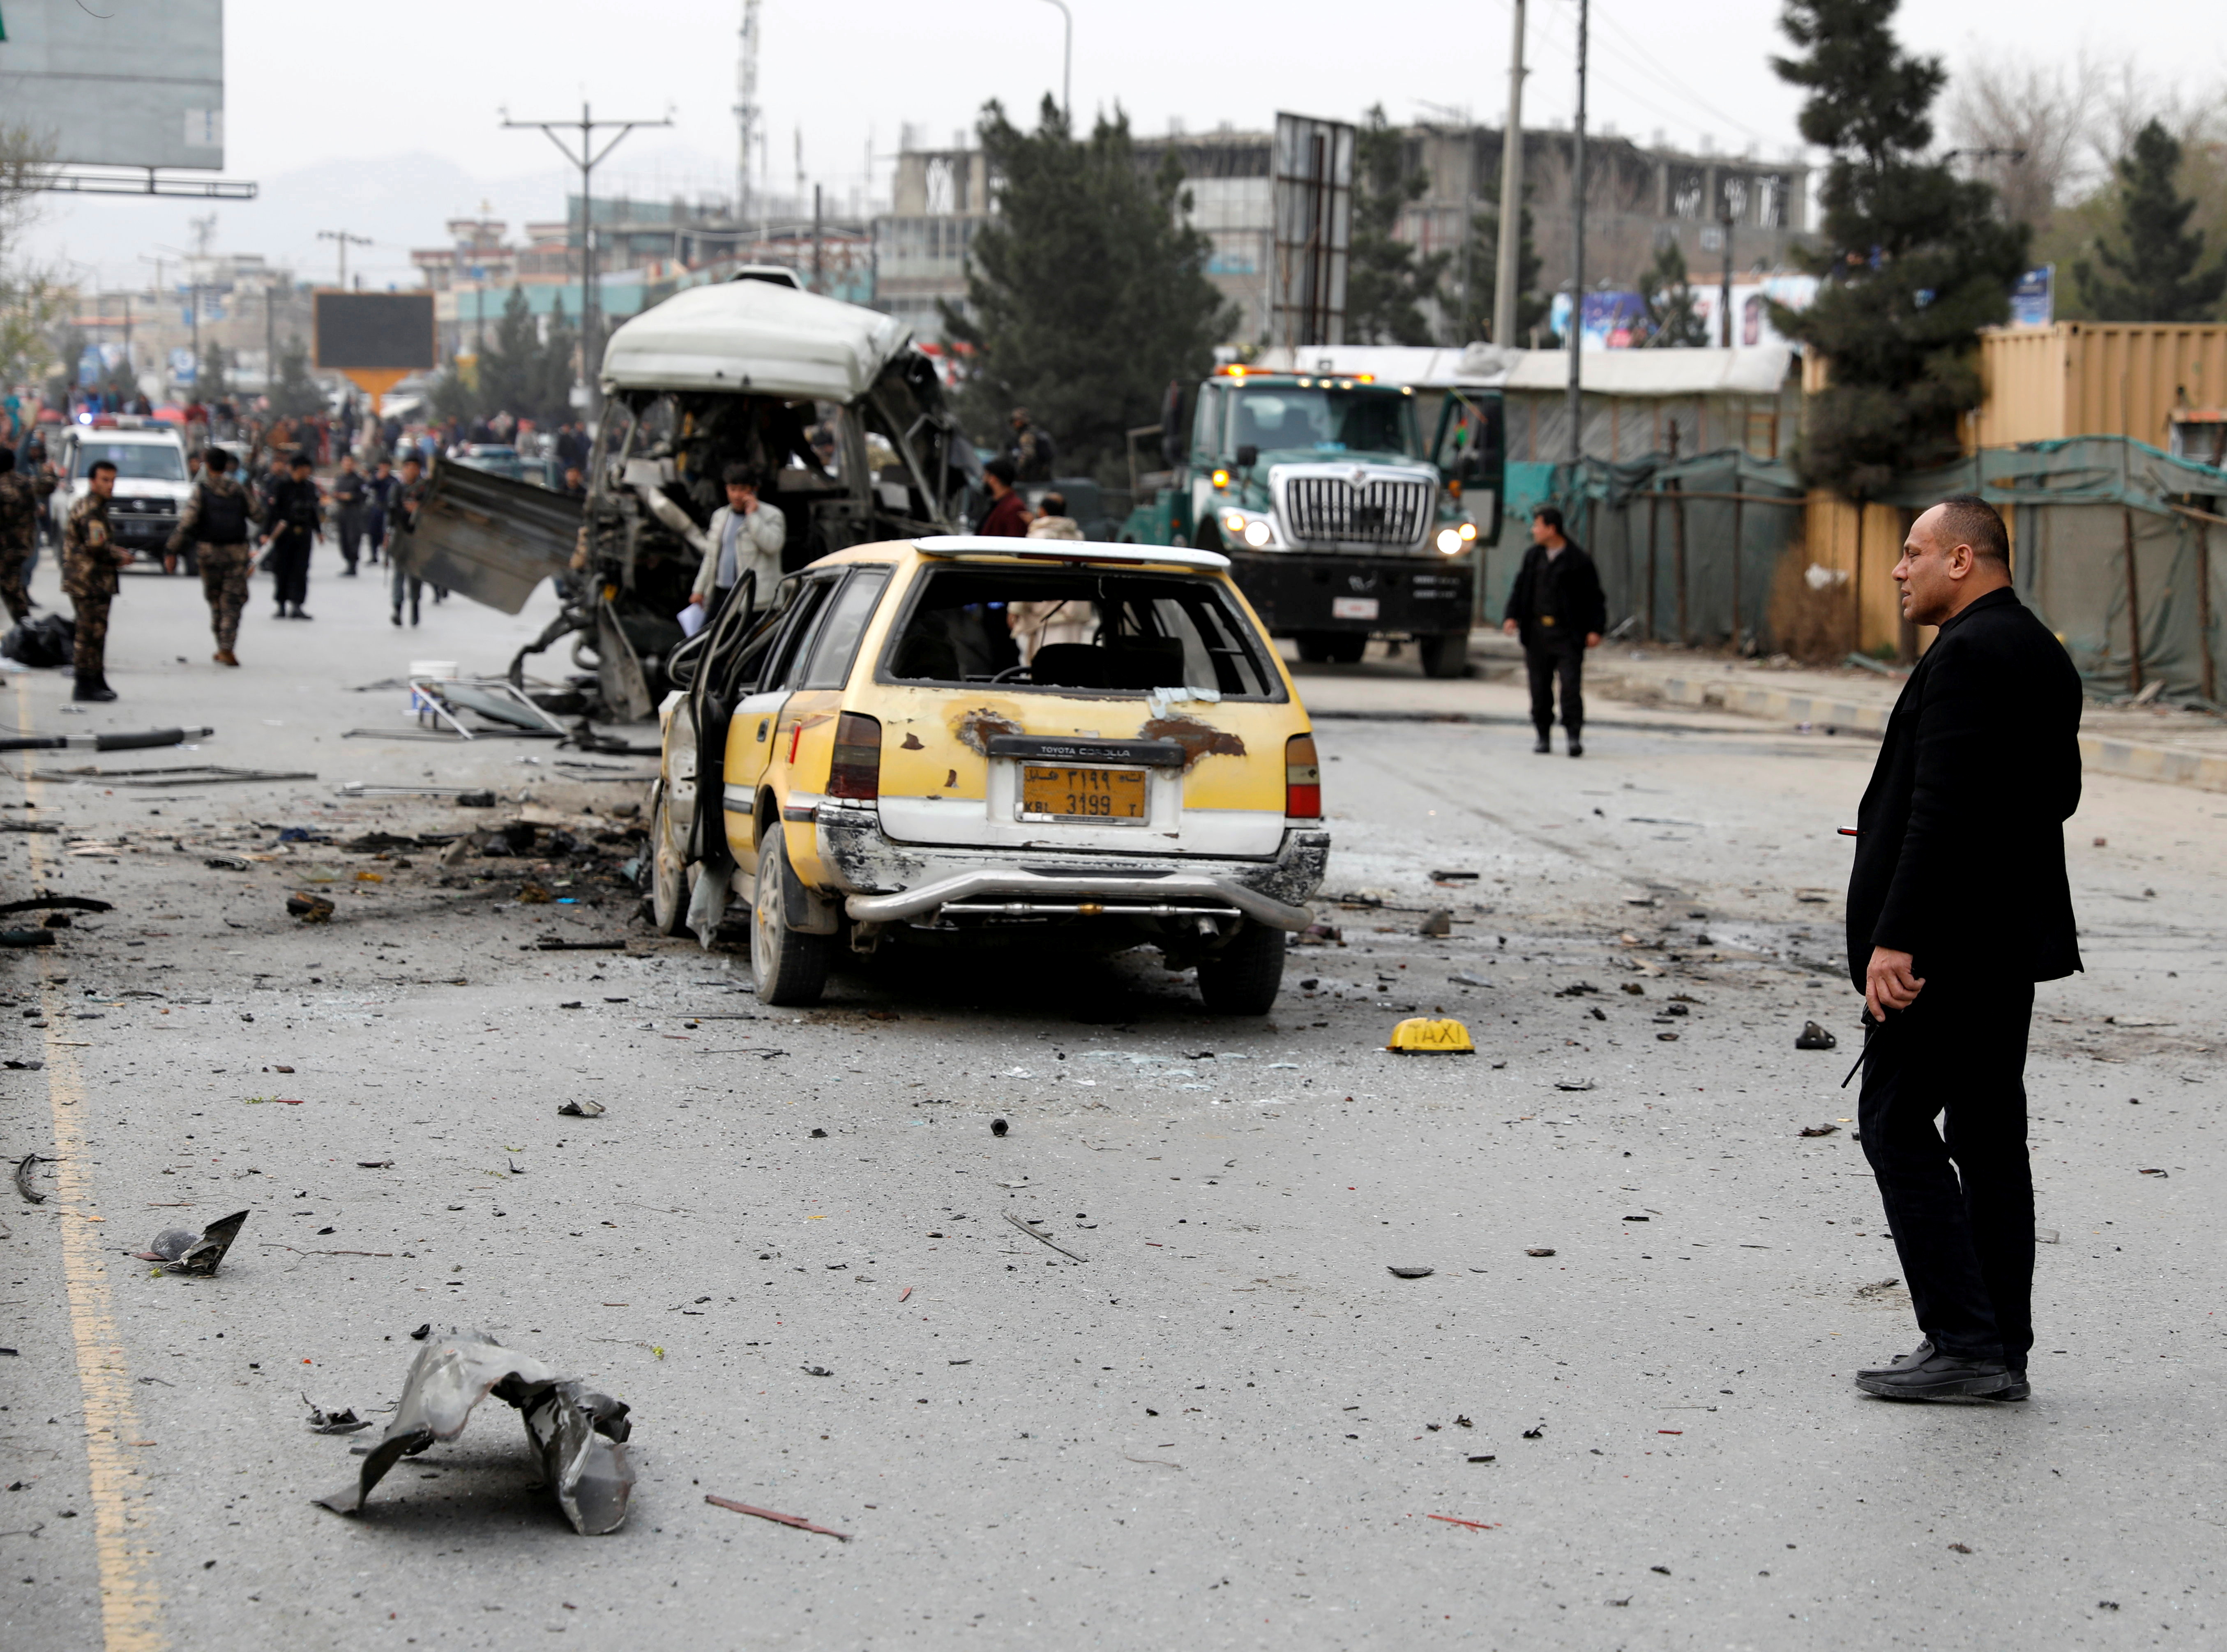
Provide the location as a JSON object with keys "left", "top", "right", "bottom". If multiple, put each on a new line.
{"left": 648, "top": 535, "right": 1328, "bottom": 1011}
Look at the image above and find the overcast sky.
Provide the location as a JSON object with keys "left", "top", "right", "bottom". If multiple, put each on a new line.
{"left": 18, "top": 0, "right": 2218, "bottom": 293}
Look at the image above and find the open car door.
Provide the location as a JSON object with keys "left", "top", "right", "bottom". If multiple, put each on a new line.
{"left": 391, "top": 458, "right": 581, "bottom": 615}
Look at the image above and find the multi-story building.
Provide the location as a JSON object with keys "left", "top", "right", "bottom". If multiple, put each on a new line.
{"left": 872, "top": 122, "right": 1810, "bottom": 346}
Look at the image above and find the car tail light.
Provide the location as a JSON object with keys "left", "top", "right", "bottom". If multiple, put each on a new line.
{"left": 1285, "top": 733, "right": 1321, "bottom": 819}
{"left": 828, "top": 712, "right": 881, "bottom": 801}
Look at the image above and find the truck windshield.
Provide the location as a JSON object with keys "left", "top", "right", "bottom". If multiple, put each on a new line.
{"left": 1229, "top": 389, "right": 1418, "bottom": 458}
{"left": 72, "top": 442, "right": 184, "bottom": 481}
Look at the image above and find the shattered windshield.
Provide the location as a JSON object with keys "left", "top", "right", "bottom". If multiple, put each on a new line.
{"left": 1228, "top": 389, "right": 1419, "bottom": 458}
{"left": 883, "top": 567, "right": 1279, "bottom": 698}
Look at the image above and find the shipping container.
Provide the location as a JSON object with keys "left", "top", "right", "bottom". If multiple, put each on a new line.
{"left": 1975, "top": 323, "right": 2227, "bottom": 449}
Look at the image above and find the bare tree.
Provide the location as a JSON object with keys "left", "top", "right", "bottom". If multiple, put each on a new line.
{"left": 0, "top": 121, "right": 69, "bottom": 394}
{"left": 1948, "top": 55, "right": 2105, "bottom": 230}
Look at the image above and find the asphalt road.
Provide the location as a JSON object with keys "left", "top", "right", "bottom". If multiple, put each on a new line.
{"left": 3, "top": 551, "right": 2222, "bottom": 1649}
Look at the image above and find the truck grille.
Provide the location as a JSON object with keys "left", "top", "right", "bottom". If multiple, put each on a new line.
{"left": 1280, "top": 477, "right": 1433, "bottom": 546}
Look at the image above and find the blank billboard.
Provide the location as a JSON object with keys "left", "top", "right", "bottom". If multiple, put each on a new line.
{"left": 315, "top": 294, "right": 438, "bottom": 372}
{"left": 0, "top": 0, "right": 226, "bottom": 170}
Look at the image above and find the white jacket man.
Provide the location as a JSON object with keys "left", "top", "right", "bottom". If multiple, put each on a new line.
{"left": 687, "top": 469, "right": 787, "bottom": 611}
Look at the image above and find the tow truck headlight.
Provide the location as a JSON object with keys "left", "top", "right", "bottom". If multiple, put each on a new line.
{"left": 1434, "top": 527, "right": 1464, "bottom": 554}
{"left": 1243, "top": 518, "right": 1274, "bottom": 548}
{"left": 1458, "top": 521, "right": 1478, "bottom": 541}
{"left": 1222, "top": 510, "right": 1247, "bottom": 535}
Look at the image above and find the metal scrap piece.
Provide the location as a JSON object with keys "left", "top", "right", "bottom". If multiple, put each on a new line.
{"left": 13, "top": 1153, "right": 46, "bottom": 1205}
{"left": 703, "top": 1494, "right": 850, "bottom": 1539}
{"left": 1003, "top": 1211, "right": 1088, "bottom": 1262}
{"left": 316, "top": 1331, "right": 634, "bottom": 1535}
{"left": 132, "top": 1210, "right": 248, "bottom": 1274}
{"left": 303, "top": 1393, "right": 373, "bottom": 1434}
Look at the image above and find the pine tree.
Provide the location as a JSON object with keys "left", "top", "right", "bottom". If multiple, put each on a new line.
{"left": 535, "top": 294, "right": 580, "bottom": 424}
{"left": 1446, "top": 168, "right": 1547, "bottom": 344}
{"left": 2073, "top": 120, "right": 2227, "bottom": 323}
{"left": 196, "top": 338, "right": 229, "bottom": 401}
{"left": 1770, "top": 0, "right": 2029, "bottom": 498}
{"left": 476, "top": 286, "right": 539, "bottom": 421}
{"left": 1345, "top": 107, "right": 1449, "bottom": 346}
{"left": 942, "top": 98, "right": 1233, "bottom": 476}
{"left": 1637, "top": 240, "right": 1709, "bottom": 347}
{"left": 268, "top": 335, "right": 323, "bottom": 418}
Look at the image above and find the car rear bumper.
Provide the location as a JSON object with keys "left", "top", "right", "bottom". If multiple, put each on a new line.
{"left": 811, "top": 802, "right": 1329, "bottom": 931}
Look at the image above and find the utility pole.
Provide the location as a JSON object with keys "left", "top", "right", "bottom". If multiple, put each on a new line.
{"left": 735, "top": 0, "right": 761, "bottom": 224}
{"left": 1565, "top": 0, "right": 1588, "bottom": 464}
{"left": 1717, "top": 207, "right": 1734, "bottom": 348}
{"left": 1035, "top": 0, "right": 1072, "bottom": 120}
{"left": 316, "top": 228, "right": 371, "bottom": 289}
{"left": 812, "top": 183, "right": 824, "bottom": 294}
{"left": 501, "top": 101, "right": 673, "bottom": 416}
{"left": 1493, "top": 0, "right": 1526, "bottom": 348}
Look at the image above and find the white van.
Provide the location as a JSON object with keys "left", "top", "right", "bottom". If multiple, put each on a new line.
{"left": 48, "top": 424, "right": 194, "bottom": 565}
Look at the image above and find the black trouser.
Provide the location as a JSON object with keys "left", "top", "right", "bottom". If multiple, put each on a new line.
{"left": 1858, "top": 974, "right": 2036, "bottom": 1367}
{"left": 1524, "top": 636, "right": 1585, "bottom": 737}
{"left": 269, "top": 530, "right": 312, "bottom": 607}
{"left": 335, "top": 507, "right": 366, "bottom": 571}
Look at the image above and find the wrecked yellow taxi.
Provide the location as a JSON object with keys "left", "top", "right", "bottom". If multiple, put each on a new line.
{"left": 648, "top": 535, "right": 1328, "bottom": 1010}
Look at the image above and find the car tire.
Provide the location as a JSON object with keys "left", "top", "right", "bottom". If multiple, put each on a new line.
{"left": 649, "top": 783, "right": 692, "bottom": 937}
{"left": 1418, "top": 631, "right": 1469, "bottom": 678}
{"left": 1294, "top": 632, "right": 1331, "bottom": 664}
{"left": 1195, "top": 920, "right": 1287, "bottom": 1016}
{"left": 751, "top": 829, "right": 831, "bottom": 1006}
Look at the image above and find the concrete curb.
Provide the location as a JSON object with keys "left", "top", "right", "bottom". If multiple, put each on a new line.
{"left": 1637, "top": 675, "right": 2227, "bottom": 795}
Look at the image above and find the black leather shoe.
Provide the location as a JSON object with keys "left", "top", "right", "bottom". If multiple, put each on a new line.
{"left": 1568, "top": 740, "right": 1584, "bottom": 758}
{"left": 1855, "top": 1349, "right": 2015, "bottom": 1400}
{"left": 71, "top": 673, "right": 117, "bottom": 703}
{"left": 1997, "top": 1369, "right": 2030, "bottom": 1401}
{"left": 1858, "top": 1338, "right": 1934, "bottom": 1378}
{"left": 1533, "top": 737, "right": 1551, "bottom": 754}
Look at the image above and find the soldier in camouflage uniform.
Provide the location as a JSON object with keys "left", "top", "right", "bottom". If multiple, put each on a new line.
{"left": 64, "top": 459, "right": 131, "bottom": 702}
{"left": 390, "top": 454, "right": 430, "bottom": 626}
{"left": 167, "top": 445, "right": 263, "bottom": 666}
{"left": 0, "top": 445, "right": 56, "bottom": 623}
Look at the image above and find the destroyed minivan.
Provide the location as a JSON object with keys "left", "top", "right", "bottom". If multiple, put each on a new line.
{"left": 392, "top": 279, "right": 977, "bottom": 719}
{"left": 649, "top": 535, "right": 1329, "bottom": 1012}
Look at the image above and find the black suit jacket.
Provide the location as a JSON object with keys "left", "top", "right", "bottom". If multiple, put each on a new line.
{"left": 1845, "top": 586, "right": 2083, "bottom": 990}
{"left": 1503, "top": 540, "right": 1607, "bottom": 647}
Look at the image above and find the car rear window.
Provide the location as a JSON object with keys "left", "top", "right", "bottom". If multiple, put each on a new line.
{"left": 881, "top": 567, "right": 1280, "bottom": 699}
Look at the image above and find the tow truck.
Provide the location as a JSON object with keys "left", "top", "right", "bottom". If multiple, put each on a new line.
{"left": 1120, "top": 364, "right": 1504, "bottom": 677}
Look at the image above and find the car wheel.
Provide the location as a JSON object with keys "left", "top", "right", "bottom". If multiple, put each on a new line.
{"left": 649, "top": 783, "right": 692, "bottom": 936}
{"left": 1418, "top": 631, "right": 1469, "bottom": 678}
{"left": 1294, "top": 632, "right": 1331, "bottom": 664}
{"left": 1325, "top": 633, "right": 1368, "bottom": 665}
{"left": 751, "top": 829, "right": 831, "bottom": 1006}
{"left": 1195, "top": 920, "right": 1287, "bottom": 1016}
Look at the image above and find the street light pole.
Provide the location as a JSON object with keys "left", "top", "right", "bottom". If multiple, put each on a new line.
{"left": 501, "top": 101, "right": 673, "bottom": 417}
{"left": 1035, "top": 0, "right": 1072, "bottom": 120}
{"left": 1565, "top": 0, "right": 1588, "bottom": 465}
{"left": 1493, "top": 0, "right": 1526, "bottom": 348}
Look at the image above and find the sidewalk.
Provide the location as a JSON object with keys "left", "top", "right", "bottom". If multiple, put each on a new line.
{"left": 1284, "top": 633, "right": 2227, "bottom": 795}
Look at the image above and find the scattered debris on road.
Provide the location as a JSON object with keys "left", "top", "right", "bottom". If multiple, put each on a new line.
{"left": 303, "top": 1395, "right": 372, "bottom": 1435}
{"left": 316, "top": 1332, "right": 634, "bottom": 1535}
{"left": 285, "top": 892, "right": 335, "bottom": 924}
{"left": 1426, "top": 1514, "right": 1501, "bottom": 1531}
{"left": 1795, "top": 1021, "right": 1839, "bottom": 1050}
{"left": 132, "top": 1210, "right": 249, "bottom": 1275}
{"left": 558, "top": 1099, "right": 606, "bottom": 1118}
{"left": 14, "top": 1153, "right": 48, "bottom": 1204}
{"left": 1798, "top": 1124, "right": 1840, "bottom": 1138}
{"left": 1419, "top": 909, "right": 1452, "bottom": 937}
{"left": 1387, "top": 1266, "right": 1435, "bottom": 1279}
{"left": 704, "top": 1494, "right": 850, "bottom": 1540}
{"left": 990, "top": 1117, "right": 1009, "bottom": 1137}
{"left": 1525, "top": 1247, "right": 1556, "bottom": 1257}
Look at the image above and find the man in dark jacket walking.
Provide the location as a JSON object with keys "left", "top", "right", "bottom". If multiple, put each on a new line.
{"left": 1501, "top": 506, "right": 1607, "bottom": 756}
{"left": 1844, "top": 495, "right": 2082, "bottom": 1404}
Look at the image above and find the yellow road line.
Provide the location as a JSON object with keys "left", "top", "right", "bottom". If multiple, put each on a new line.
{"left": 16, "top": 680, "right": 165, "bottom": 1652}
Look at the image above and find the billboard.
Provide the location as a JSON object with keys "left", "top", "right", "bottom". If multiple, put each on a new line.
{"left": 314, "top": 293, "right": 438, "bottom": 373}
{"left": 0, "top": 0, "right": 226, "bottom": 170}
{"left": 2009, "top": 266, "right": 2054, "bottom": 329}
{"left": 1269, "top": 113, "right": 1353, "bottom": 350}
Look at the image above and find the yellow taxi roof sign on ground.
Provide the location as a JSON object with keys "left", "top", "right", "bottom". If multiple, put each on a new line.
{"left": 1387, "top": 1016, "right": 1475, "bottom": 1054}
